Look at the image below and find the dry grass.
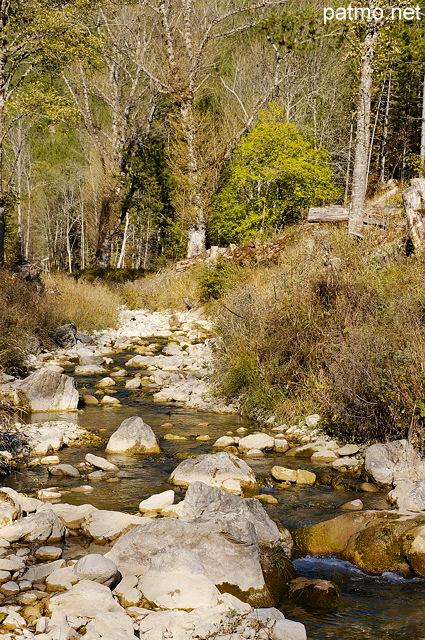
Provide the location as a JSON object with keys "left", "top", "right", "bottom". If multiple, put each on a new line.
{"left": 121, "top": 266, "right": 202, "bottom": 311}
{"left": 212, "top": 226, "right": 425, "bottom": 444}
{"left": 45, "top": 273, "right": 122, "bottom": 331}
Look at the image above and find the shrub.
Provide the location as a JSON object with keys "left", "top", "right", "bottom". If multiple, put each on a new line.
{"left": 0, "top": 269, "right": 56, "bottom": 374}
{"left": 213, "top": 228, "right": 425, "bottom": 445}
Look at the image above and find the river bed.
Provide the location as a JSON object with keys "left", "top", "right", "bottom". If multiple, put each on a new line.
{"left": 5, "top": 343, "right": 425, "bottom": 639}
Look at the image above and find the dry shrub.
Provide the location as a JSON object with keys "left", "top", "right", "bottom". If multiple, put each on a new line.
{"left": 121, "top": 267, "right": 201, "bottom": 311}
{"left": 45, "top": 273, "right": 121, "bottom": 331}
{"left": 0, "top": 269, "right": 56, "bottom": 374}
{"left": 214, "top": 228, "right": 425, "bottom": 444}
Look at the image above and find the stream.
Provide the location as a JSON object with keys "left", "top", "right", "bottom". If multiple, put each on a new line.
{"left": 5, "top": 344, "right": 425, "bottom": 640}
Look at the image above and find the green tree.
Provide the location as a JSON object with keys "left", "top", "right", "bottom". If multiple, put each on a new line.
{"left": 0, "top": 0, "right": 99, "bottom": 264}
{"left": 209, "top": 105, "right": 337, "bottom": 244}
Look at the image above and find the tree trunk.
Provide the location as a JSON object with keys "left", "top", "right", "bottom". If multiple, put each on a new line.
{"left": 379, "top": 70, "right": 392, "bottom": 183}
{"left": 116, "top": 211, "right": 129, "bottom": 268}
{"left": 349, "top": 9, "right": 381, "bottom": 238}
{"left": 421, "top": 69, "right": 425, "bottom": 174}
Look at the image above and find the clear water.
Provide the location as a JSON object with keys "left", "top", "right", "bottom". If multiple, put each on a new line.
{"left": 6, "top": 347, "right": 425, "bottom": 639}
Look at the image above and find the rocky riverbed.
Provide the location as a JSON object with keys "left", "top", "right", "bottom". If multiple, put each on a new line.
{"left": 2, "top": 307, "right": 425, "bottom": 640}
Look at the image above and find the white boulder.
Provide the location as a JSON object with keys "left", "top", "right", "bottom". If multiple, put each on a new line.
{"left": 14, "top": 369, "right": 79, "bottom": 412}
{"left": 169, "top": 452, "right": 258, "bottom": 496}
{"left": 106, "top": 416, "right": 160, "bottom": 454}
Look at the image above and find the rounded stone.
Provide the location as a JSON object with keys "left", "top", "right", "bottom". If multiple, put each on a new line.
{"left": 73, "top": 554, "right": 119, "bottom": 586}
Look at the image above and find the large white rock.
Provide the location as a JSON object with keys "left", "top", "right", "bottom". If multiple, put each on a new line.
{"left": 364, "top": 439, "right": 425, "bottom": 487}
{"left": 47, "top": 580, "right": 126, "bottom": 618}
{"left": 139, "top": 490, "right": 175, "bottom": 513}
{"left": 106, "top": 416, "right": 160, "bottom": 454}
{"left": 388, "top": 479, "right": 425, "bottom": 512}
{"left": 0, "top": 509, "right": 66, "bottom": 543}
{"left": 179, "top": 482, "right": 292, "bottom": 554}
{"left": 106, "top": 516, "right": 272, "bottom": 605}
{"left": 14, "top": 369, "right": 79, "bottom": 412}
{"left": 0, "top": 487, "right": 42, "bottom": 514}
{"left": 169, "top": 452, "right": 258, "bottom": 496}
{"left": 138, "top": 548, "right": 221, "bottom": 610}
{"left": 81, "top": 509, "right": 144, "bottom": 543}
{"left": 238, "top": 433, "right": 275, "bottom": 453}
{"left": 48, "top": 503, "right": 98, "bottom": 532}
{"left": 73, "top": 554, "right": 119, "bottom": 586}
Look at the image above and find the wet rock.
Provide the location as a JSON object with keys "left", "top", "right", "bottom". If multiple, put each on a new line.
{"left": 106, "top": 416, "right": 160, "bottom": 454}
{"left": 294, "top": 511, "right": 382, "bottom": 556}
{"left": 289, "top": 577, "right": 340, "bottom": 611}
{"left": 271, "top": 466, "right": 297, "bottom": 483}
{"left": 85, "top": 453, "right": 119, "bottom": 472}
{"left": 97, "top": 376, "right": 116, "bottom": 388}
{"left": 401, "top": 523, "right": 425, "bottom": 577}
{"left": 364, "top": 439, "right": 425, "bottom": 487}
{"left": 14, "top": 369, "right": 79, "bottom": 412}
{"left": 41, "top": 455, "right": 61, "bottom": 465}
{"left": 332, "top": 458, "right": 360, "bottom": 472}
{"left": 340, "top": 499, "right": 363, "bottom": 511}
{"left": 82, "top": 395, "right": 99, "bottom": 405}
{"left": 212, "top": 435, "right": 238, "bottom": 448}
{"left": 49, "top": 464, "right": 80, "bottom": 478}
{"left": 100, "top": 395, "right": 121, "bottom": 406}
{"left": 169, "top": 452, "right": 258, "bottom": 497}
{"left": 125, "top": 378, "right": 142, "bottom": 389}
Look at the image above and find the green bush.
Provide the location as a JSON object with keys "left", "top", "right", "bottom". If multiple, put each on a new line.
{"left": 196, "top": 259, "right": 240, "bottom": 302}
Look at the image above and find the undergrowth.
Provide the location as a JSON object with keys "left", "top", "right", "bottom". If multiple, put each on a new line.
{"left": 212, "top": 228, "right": 425, "bottom": 445}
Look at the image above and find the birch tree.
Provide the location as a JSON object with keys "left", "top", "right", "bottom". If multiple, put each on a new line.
{"left": 62, "top": 3, "right": 158, "bottom": 266}
{"left": 0, "top": 0, "right": 99, "bottom": 265}
{"left": 132, "top": 0, "right": 288, "bottom": 257}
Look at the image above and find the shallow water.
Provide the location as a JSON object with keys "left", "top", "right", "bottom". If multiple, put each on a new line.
{"left": 6, "top": 347, "right": 425, "bottom": 639}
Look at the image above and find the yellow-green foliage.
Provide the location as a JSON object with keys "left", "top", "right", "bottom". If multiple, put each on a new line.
{"left": 45, "top": 273, "right": 121, "bottom": 331}
{"left": 213, "top": 228, "right": 425, "bottom": 444}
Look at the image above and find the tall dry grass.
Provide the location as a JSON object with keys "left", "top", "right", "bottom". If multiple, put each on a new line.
{"left": 213, "top": 228, "right": 425, "bottom": 445}
{"left": 45, "top": 273, "right": 121, "bottom": 331}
